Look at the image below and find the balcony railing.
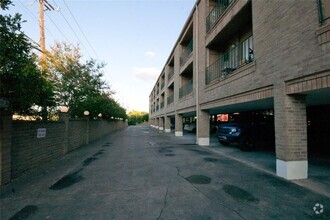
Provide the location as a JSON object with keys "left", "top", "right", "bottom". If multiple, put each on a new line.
{"left": 205, "top": 42, "right": 254, "bottom": 84}
{"left": 318, "top": 0, "right": 330, "bottom": 23}
{"left": 206, "top": 0, "right": 234, "bottom": 32}
{"left": 168, "top": 70, "right": 174, "bottom": 82}
{"left": 167, "top": 94, "right": 174, "bottom": 105}
{"left": 179, "top": 79, "right": 193, "bottom": 98}
{"left": 160, "top": 101, "right": 164, "bottom": 109}
{"left": 180, "top": 40, "right": 193, "bottom": 65}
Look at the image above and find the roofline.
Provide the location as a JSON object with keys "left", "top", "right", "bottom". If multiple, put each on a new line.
{"left": 150, "top": 0, "right": 200, "bottom": 97}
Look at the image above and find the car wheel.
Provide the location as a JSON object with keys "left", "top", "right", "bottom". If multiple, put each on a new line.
{"left": 219, "top": 140, "right": 230, "bottom": 146}
{"left": 239, "top": 135, "right": 254, "bottom": 151}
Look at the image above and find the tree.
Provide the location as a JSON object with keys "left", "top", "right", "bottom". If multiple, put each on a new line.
{"left": 128, "top": 110, "right": 149, "bottom": 125}
{"left": 0, "top": 0, "right": 55, "bottom": 115}
{"left": 45, "top": 42, "right": 126, "bottom": 119}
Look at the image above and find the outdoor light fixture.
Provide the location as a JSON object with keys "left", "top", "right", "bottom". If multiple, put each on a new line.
{"left": 83, "top": 111, "right": 90, "bottom": 116}
{"left": 59, "top": 106, "right": 68, "bottom": 113}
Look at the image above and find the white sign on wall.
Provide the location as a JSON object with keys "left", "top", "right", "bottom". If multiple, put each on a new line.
{"left": 37, "top": 128, "right": 46, "bottom": 138}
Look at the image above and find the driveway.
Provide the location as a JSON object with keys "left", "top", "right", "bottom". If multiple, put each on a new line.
{"left": 1, "top": 125, "right": 329, "bottom": 219}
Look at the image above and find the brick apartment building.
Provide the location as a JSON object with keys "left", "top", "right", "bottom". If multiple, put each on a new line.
{"left": 149, "top": 0, "right": 330, "bottom": 180}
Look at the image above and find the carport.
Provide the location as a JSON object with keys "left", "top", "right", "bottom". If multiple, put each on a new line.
{"left": 197, "top": 83, "right": 330, "bottom": 181}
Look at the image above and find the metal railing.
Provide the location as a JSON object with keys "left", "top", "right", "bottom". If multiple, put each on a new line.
{"left": 180, "top": 40, "right": 193, "bottom": 65}
{"left": 206, "top": 44, "right": 255, "bottom": 84}
{"left": 318, "top": 0, "right": 330, "bottom": 23}
{"left": 167, "top": 94, "right": 174, "bottom": 105}
{"left": 206, "top": 0, "right": 234, "bottom": 32}
{"left": 179, "top": 79, "right": 193, "bottom": 98}
{"left": 168, "top": 70, "right": 174, "bottom": 82}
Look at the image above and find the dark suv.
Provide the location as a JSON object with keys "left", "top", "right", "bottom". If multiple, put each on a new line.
{"left": 217, "top": 113, "right": 275, "bottom": 150}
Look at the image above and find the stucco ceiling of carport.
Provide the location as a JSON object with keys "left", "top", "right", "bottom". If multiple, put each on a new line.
{"left": 207, "top": 98, "right": 274, "bottom": 115}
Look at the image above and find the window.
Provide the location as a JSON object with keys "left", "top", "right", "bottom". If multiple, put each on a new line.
{"left": 241, "top": 35, "right": 254, "bottom": 64}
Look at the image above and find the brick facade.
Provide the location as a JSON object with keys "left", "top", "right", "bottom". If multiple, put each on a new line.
{"left": 11, "top": 121, "right": 65, "bottom": 178}
{"left": 0, "top": 111, "right": 12, "bottom": 185}
{"left": 149, "top": 0, "right": 330, "bottom": 179}
{"left": 69, "top": 120, "right": 88, "bottom": 151}
{"left": 0, "top": 115, "right": 127, "bottom": 185}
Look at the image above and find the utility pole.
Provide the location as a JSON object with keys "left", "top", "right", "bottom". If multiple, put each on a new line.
{"left": 38, "top": 0, "right": 55, "bottom": 120}
{"left": 38, "top": 0, "right": 46, "bottom": 68}
{"left": 38, "top": 0, "right": 55, "bottom": 68}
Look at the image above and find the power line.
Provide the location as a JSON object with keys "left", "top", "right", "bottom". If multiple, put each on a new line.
{"left": 16, "top": 0, "right": 56, "bottom": 39}
{"left": 62, "top": 0, "right": 100, "bottom": 60}
{"left": 22, "top": 32, "right": 44, "bottom": 53}
{"left": 56, "top": 6, "right": 92, "bottom": 58}
{"left": 45, "top": 12, "right": 71, "bottom": 42}
{"left": 18, "top": 0, "right": 92, "bottom": 59}
{"left": 44, "top": 0, "right": 55, "bottom": 11}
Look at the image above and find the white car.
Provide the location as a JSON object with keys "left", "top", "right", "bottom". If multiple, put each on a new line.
{"left": 184, "top": 123, "right": 196, "bottom": 132}
{"left": 183, "top": 123, "right": 218, "bottom": 133}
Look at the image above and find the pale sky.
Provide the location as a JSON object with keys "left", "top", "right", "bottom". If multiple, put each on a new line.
{"left": 7, "top": 0, "right": 196, "bottom": 112}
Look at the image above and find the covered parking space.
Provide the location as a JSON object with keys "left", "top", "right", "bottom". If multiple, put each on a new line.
{"left": 174, "top": 109, "right": 196, "bottom": 137}
{"left": 197, "top": 79, "right": 330, "bottom": 181}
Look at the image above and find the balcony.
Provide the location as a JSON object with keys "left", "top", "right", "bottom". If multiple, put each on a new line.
{"left": 168, "top": 70, "right": 174, "bottom": 82}
{"left": 180, "top": 40, "right": 193, "bottom": 65}
{"left": 206, "top": 36, "right": 254, "bottom": 84}
{"left": 179, "top": 79, "right": 193, "bottom": 98}
{"left": 167, "top": 94, "right": 174, "bottom": 105}
{"left": 206, "top": 0, "right": 234, "bottom": 32}
{"left": 160, "top": 82, "right": 165, "bottom": 90}
{"left": 318, "top": 0, "right": 330, "bottom": 23}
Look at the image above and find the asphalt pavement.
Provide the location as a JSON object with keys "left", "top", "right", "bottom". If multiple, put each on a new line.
{"left": 1, "top": 125, "right": 329, "bottom": 219}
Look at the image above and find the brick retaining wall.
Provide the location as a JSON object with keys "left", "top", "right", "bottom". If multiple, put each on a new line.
{"left": 0, "top": 111, "right": 127, "bottom": 185}
{"left": 69, "top": 120, "right": 87, "bottom": 151}
{"left": 11, "top": 121, "right": 65, "bottom": 178}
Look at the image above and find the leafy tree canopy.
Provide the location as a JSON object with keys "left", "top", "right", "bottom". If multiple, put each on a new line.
{"left": 45, "top": 42, "right": 126, "bottom": 119}
{"left": 0, "top": 0, "right": 55, "bottom": 114}
{"left": 128, "top": 110, "right": 148, "bottom": 125}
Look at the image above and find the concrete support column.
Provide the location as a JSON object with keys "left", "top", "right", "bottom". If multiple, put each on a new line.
{"left": 197, "top": 110, "right": 210, "bottom": 146}
{"left": 274, "top": 85, "right": 308, "bottom": 180}
{"left": 175, "top": 113, "right": 183, "bottom": 136}
{"left": 159, "top": 117, "right": 164, "bottom": 132}
{"left": 164, "top": 116, "right": 171, "bottom": 133}
{"left": 155, "top": 118, "right": 159, "bottom": 129}
{"left": 0, "top": 110, "right": 12, "bottom": 185}
{"left": 59, "top": 112, "right": 69, "bottom": 154}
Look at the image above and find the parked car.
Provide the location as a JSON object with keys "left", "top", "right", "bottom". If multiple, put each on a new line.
{"left": 184, "top": 123, "right": 196, "bottom": 132}
{"left": 218, "top": 123, "right": 251, "bottom": 149}
{"left": 184, "top": 122, "right": 217, "bottom": 133}
{"left": 217, "top": 117, "right": 275, "bottom": 151}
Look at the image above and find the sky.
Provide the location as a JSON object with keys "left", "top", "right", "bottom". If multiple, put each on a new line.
{"left": 6, "top": 0, "right": 196, "bottom": 112}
